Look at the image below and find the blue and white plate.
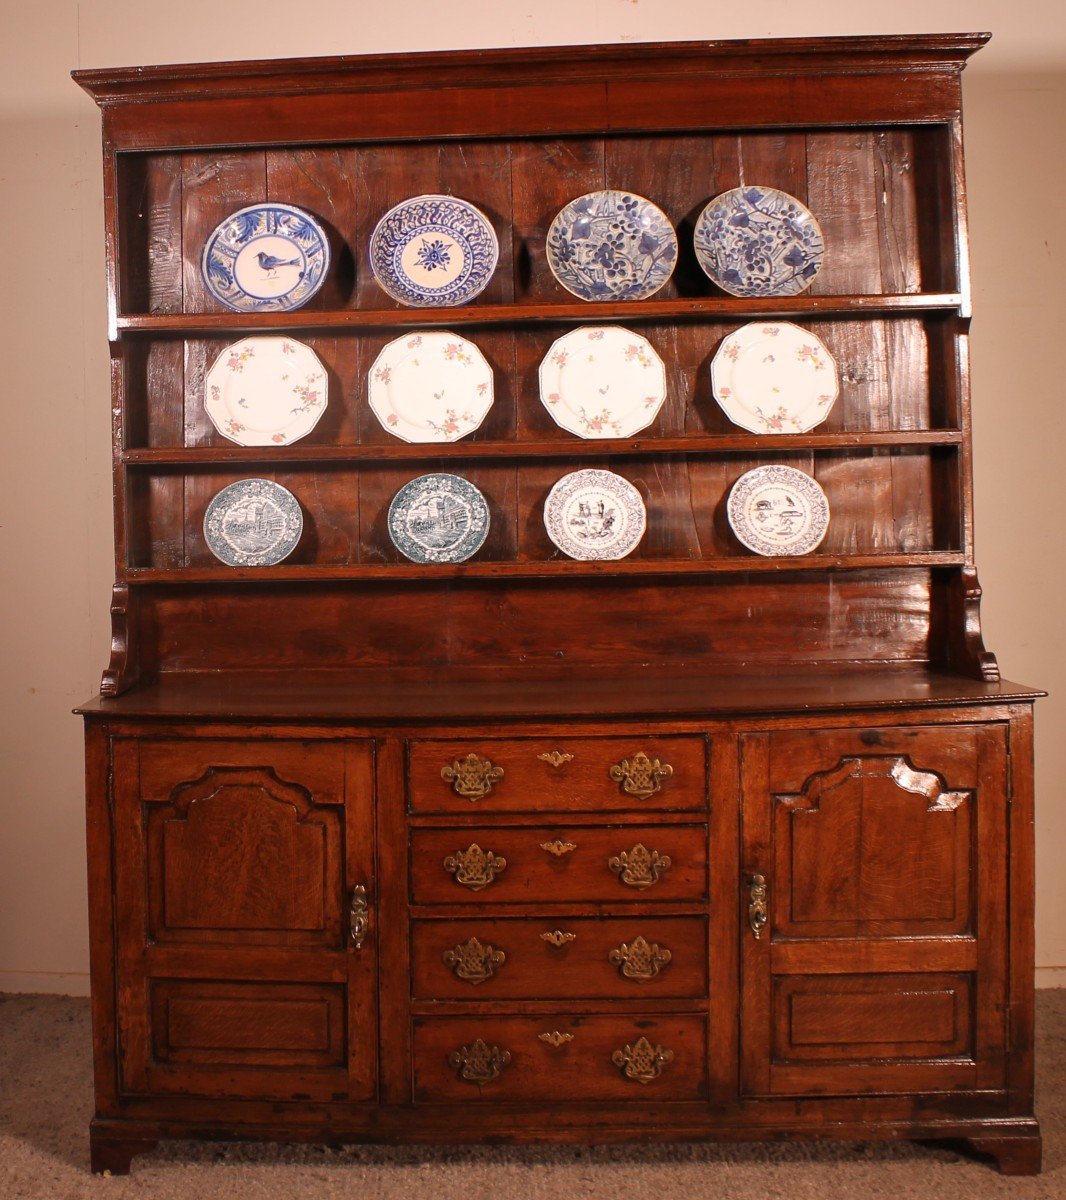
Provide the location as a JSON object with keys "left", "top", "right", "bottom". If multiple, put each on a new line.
{"left": 388, "top": 473, "right": 490, "bottom": 563}
{"left": 693, "top": 186, "right": 824, "bottom": 298}
{"left": 369, "top": 195, "right": 498, "bottom": 307}
{"left": 203, "top": 479, "right": 303, "bottom": 567}
{"left": 727, "top": 465, "right": 829, "bottom": 557}
{"left": 201, "top": 203, "right": 330, "bottom": 312}
{"left": 543, "top": 469, "right": 646, "bottom": 560}
{"left": 546, "top": 191, "right": 677, "bottom": 302}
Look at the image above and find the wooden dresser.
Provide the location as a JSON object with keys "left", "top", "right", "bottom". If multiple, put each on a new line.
{"left": 74, "top": 34, "right": 1042, "bottom": 1175}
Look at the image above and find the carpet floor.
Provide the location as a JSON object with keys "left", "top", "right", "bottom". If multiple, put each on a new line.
{"left": 0, "top": 990, "right": 1062, "bottom": 1199}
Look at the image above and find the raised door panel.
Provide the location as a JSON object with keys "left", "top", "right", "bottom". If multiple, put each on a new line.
{"left": 111, "top": 736, "right": 377, "bottom": 1102}
{"left": 740, "top": 721, "right": 1008, "bottom": 1097}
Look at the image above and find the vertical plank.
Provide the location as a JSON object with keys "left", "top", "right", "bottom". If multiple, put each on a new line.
{"left": 1006, "top": 708, "right": 1038, "bottom": 1110}
{"left": 345, "top": 741, "right": 379, "bottom": 1101}
{"left": 181, "top": 151, "right": 267, "bottom": 565}
{"left": 375, "top": 737, "right": 411, "bottom": 1104}
{"left": 974, "top": 724, "right": 1009, "bottom": 1090}
{"left": 739, "top": 733, "right": 773, "bottom": 1097}
{"left": 708, "top": 731, "right": 740, "bottom": 1103}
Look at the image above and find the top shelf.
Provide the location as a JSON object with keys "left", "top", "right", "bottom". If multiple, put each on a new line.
{"left": 114, "top": 293, "right": 965, "bottom": 337}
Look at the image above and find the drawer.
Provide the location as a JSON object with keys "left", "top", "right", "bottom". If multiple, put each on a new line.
{"left": 412, "top": 916, "right": 707, "bottom": 999}
{"left": 408, "top": 736, "right": 707, "bottom": 814}
{"left": 414, "top": 1013, "right": 706, "bottom": 1102}
{"left": 410, "top": 824, "right": 708, "bottom": 904}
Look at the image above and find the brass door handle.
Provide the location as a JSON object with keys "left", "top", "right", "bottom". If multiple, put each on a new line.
{"left": 349, "top": 884, "right": 369, "bottom": 949}
{"left": 748, "top": 873, "right": 768, "bottom": 940}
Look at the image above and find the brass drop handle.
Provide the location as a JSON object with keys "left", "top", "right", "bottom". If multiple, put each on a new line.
{"left": 441, "top": 753, "right": 504, "bottom": 800}
{"left": 748, "top": 873, "right": 768, "bottom": 940}
{"left": 612, "top": 1036, "right": 674, "bottom": 1083}
{"left": 443, "top": 843, "right": 507, "bottom": 891}
{"left": 448, "top": 1038, "right": 511, "bottom": 1085}
{"left": 608, "top": 842, "right": 671, "bottom": 890}
{"left": 349, "top": 884, "right": 369, "bottom": 949}
{"left": 609, "top": 750, "right": 674, "bottom": 799}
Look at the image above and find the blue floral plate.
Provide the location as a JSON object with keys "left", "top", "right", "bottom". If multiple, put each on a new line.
{"left": 693, "top": 186, "right": 824, "bottom": 298}
{"left": 201, "top": 203, "right": 330, "bottom": 312}
{"left": 546, "top": 190, "right": 677, "bottom": 302}
{"left": 388, "top": 473, "right": 490, "bottom": 563}
{"left": 369, "top": 195, "right": 498, "bottom": 307}
{"left": 203, "top": 479, "right": 303, "bottom": 567}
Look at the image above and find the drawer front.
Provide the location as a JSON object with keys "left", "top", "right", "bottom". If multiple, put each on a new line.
{"left": 410, "top": 824, "right": 708, "bottom": 904}
{"left": 414, "top": 1013, "right": 707, "bottom": 1102}
{"left": 413, "top": 916, "right": 707, "bottom": 999}
{"left": 409, "top": 736, "right": 707, "bottom": 814}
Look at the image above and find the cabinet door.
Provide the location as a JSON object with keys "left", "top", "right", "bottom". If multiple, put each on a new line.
{"left": 740, "top": 723, "right": 1007, "bottom": 1097}
{"left": 111, "top": 737, "right": 376, "bottom": 1102}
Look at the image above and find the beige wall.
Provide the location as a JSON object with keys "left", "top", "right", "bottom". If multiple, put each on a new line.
{"left": 1, "top": 1, "right": 1063, "bottom": 995}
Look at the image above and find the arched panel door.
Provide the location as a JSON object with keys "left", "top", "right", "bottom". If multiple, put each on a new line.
{"left": 740, "top": 720, "right": 1008, "bottom": 1097}
{"left": 111, "top": 737, "right": 376, "bottom": 1103}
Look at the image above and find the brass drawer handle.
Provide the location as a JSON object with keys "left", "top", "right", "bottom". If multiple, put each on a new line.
{"left": 441, "top": 753, "right": 504, "bottom": 800}
{"left": 538, "top": 1031, "right": 574, "bottom": 1047}
{"left": 448, "top": 1038, "right": 511, "bottom": 1085}
{"left": 540, "top": 929, "right": 577, "bottom": 947}
{"left": 443, "top": 843, "right": 507, "bottom": 891}
{"left": 609, "top": 935, "right": 672, "bottom": 981}
{"left": 442, "top": 937, "right": 506, "bottom": 984}
{"left": 537, "top": 750, "right": 574, "bottom": 768}
{"left": 748, "top": 873, "right": 768, "bottom": 940}
{"left": 349, "top": 884, "right": 369, "bottom": 949}
{"left": 540, "top": 839, "right": 577, "bottom": 857}
{"left": 609, "top": 750, "right": 674, "bottom": 799}
{"left": 608, "top": 842, "right": 671, "bottom": 890}
{"left": 612, "top": 1036, "right": 674, "bottom": 1083}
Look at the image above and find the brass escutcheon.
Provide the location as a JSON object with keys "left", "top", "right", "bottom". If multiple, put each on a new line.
{"left": 748, "top": 873, "right": 768, "bottom": 940}
{"left": 443, "top": 843, "right": 507, "bottom": 891}
{"left": 608, "top": 935, "right": 672, "bottom": 981}
{"left": 537, "top": 750, "right": 574, "bottom": 769}
{"left": 608, "top": 843, "right": 671, "bottom": 890}
{"left": 442, "top": 936, "right": 506, "bottom": 985}
{"left": 349, "top": 884, "right": 369, "bottom": 949}
{"left": 540, "top": 839, "right": 577, "bottom": 857}
{"left": 448, "top": 1038, "right": 511, "bottom": 1085}
{"left": 441, "top": 753, "right": 504, "bottom": 800}
{"left": 611, "top": 1036, "right": 674, "bottom": 1084}
{"left": 609, "top": 750, "right": 674, "bottom": 799}
{"left": 538, "top": 1031, "right": 574, "bottom": 1047}
{"left": 540, "top": 929, "right": 577, "bottom": 947}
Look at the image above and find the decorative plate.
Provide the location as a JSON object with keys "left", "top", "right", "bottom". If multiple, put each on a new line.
{"left": 369, "top": 194, "right": 498, "bottom": 307}
{"left": 546, "top": 190, "right": 678, "bottom": 302}
{"left": 204, "top": 337, "right": 328, "bottom": 447}
{"left": 538, "top": 326, "right": 667, "bottom": 439}
{"left": 388, "top": 473, "right": 490, "bottom": 564}
{"left": 368, "top": 332, "right": 493, "bottom": 442}
{"left": 203, "top": 479, "right": 303, "bottom": 567}
{"left": 693, "top": 186, "right": 824, "bottom": 298}
{"left": 726, "top": 465, "right": 829, "bottom": 557}
{"left": 543, "top": 469, "right": 646, "bottom": 561}
{"left": 711, "top": 322, "right": 839, "bottom": 434}
{"left": 201, "top": 203, "right": 329, "bottom": 312}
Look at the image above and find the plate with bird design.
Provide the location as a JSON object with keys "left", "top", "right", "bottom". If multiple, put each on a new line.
{"left": 204, "top": 336, "right": 328, "bottom": 447}
{"left": 727, "top": 464, "right": 830, "bottom": 556}
{"left": 369, "top": 194, "right": 499, "bottom": 307}
{"left": 201, "top": 203, "right": 330, "bottom": 312}
{"left": 538, "top": 326, "right": 667, "bottom": 438}
{"left": 368, "top": 331, "right": 494, "bottom": 443}
{"left": 543, "top": 469, "right": 647, "bottom": 561}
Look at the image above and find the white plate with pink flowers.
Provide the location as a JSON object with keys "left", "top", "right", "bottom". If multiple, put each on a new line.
{"left": 538, "top": 326, "right": 667, "bottom": 439}
{"left": 710, "top": 321, "right": 839, "bottom": 434}
{"left": 204, "top": 336, "right": 328, "bottom": 446}
{"left": 368, "top": 331, "right": 493, "bottom": 442}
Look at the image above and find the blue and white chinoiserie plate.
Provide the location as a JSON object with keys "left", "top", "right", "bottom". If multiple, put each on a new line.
{"left": 369, "top": 195, "right": 499, "bottom": 307}
{"left": 201, "top": 203, "right": 330, "bottom": 312}
{"left": 203, "top": 479, "right": 303, "bottom": 567}
{"left": 546, "top": 191, "right": 678, "bottom": 302}
{"left": 205, "top": 336, "right": 328, "bottom": 447}
{"left": 727, "top": 465, "right": 829, "bottom": 557}
{"left": 543, "top": 469, "right": 646, "bottom": 561}
{"left": 693, "top": 186, "right": 824, "bottom": 298}
{"left": 388, "top": 473, "right": 490, "bottom": 564}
